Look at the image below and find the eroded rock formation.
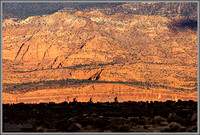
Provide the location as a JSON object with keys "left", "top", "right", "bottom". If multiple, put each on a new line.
{"left": 2, "top": 4, "right": 197, "bottom": 103}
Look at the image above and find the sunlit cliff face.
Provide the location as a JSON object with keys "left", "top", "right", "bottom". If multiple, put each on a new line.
{"left": 2, "top": 8, "right": 197, "bottom": 103}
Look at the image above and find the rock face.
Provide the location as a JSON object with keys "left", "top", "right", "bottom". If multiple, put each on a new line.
{"left": 88, "top": 69, "right": 103, "bottom": 80}
{"left": 2, "top": 4, "right": 197, "bottom": 103}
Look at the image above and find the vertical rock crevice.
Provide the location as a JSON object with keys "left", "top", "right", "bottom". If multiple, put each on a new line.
{"left": 19, "top": 44, "right": 30, "bottom": 62}
{"left": 88, "top": 69, "right": 104, "bottom": 80}
{"left": 14, "top": 43, "right": 25, "bottom": 62}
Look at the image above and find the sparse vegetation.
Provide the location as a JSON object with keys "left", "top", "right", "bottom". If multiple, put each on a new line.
{"left": 3, "top": 100, "right": 197, "bottom": 132}
{"left": 3, "top": 78, "right": 194, "bottom": 94}
{"left": 13, "top": 62, "right": 117, "bottom": 73}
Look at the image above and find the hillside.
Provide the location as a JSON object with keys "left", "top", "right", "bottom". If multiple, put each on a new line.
{"left": 2, "top": 2, "right": 198, "bottom": 103}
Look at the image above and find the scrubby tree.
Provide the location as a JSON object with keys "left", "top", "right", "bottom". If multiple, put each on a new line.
{"left": 89, "top": 98, "right": 93, "bottom": 103}
{"left": 114, "top": 97, "right": 118, "bottom": 102}
{"left": 73, "top": 98, "right": 77, "bottom": 102}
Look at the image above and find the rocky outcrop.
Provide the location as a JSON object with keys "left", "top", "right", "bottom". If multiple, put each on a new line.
{"left": 88, "top": 69, "right": 104, "bottom": 80}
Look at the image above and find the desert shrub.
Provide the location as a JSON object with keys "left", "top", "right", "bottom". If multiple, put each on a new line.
{"left": 94, "top": 116, "right": 110, "bottom": 129}
{"left": 160, "top": 126, "right": 171, "bottom": 132}
{"left": 169, "top": 122, "right": 181, "bottom": 132}
{"left": 167, "top": 113, "right": 182, "bottom": 123}
{"left": 56, "top": 120, "right": 71, "bottom": 132}
{"left": 114, "top": 97, "right": 118, "bottom": 102}
{"left": 73, "top": 98, "right": 77, "bottom": 102}
{"left": 128, "top": 117, "right": 139, "bottom": 125}
{"left": 88, "top": 98, "right": 93, "bottom": 103}
{"left": 177, "top": 126, "right": 187, "bottom": 132}
{"left": 152, "top": 116, "right": 167, "bottom": 125}
{"left": 67, "top": 122, "right": 82, "bottom": 132}
{"left": 112, "top": 124, "right": 131, "bottom": 132}
{"left": 110, "top": 117, "right": 131, "bottom": 132}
